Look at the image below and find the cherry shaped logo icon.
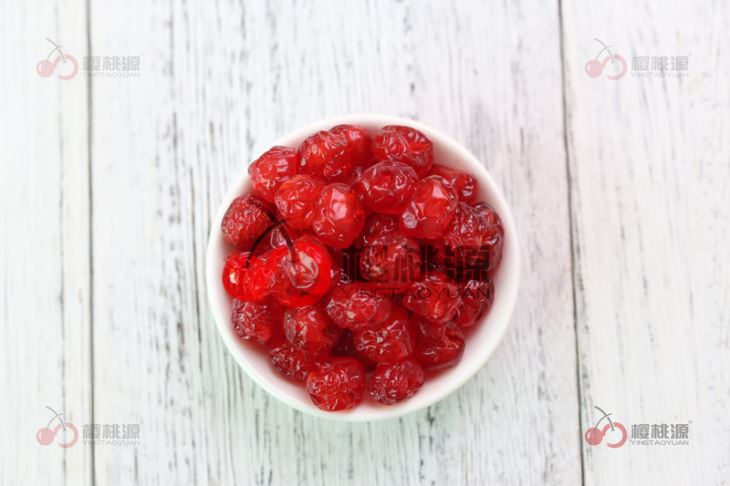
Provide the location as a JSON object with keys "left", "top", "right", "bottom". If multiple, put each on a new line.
{"left": 36, "top": 39, "right": 79, "bottom": 81}
{"left": 583, "top": 426, "right": 605, "bottom": 446}
{"left": 36, "top": 426, "right": 56, "bottom": 445}
{"left": 36, "top": 406, "right": 79, "bottom": 448}
{"left": 585, "top": 39, "right": 628, "bottom": 81}
{"left": 584, "top": 406, "right": 628, "bottom": 449}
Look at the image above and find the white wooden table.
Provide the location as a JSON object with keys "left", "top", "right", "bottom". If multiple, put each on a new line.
{"left": 2, "top": 1, "right": 728, "bottom": 484}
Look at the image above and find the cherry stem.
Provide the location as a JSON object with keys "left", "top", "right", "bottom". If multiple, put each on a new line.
{"left": 45, "top": 406, "right": 66, "bottom": 431}
{"left": 244, "top": 209, "right": 297, "bottom": 269}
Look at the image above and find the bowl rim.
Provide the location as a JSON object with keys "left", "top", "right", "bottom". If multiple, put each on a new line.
{"left": 206, "top": 113, "right": 520, "bottom": 421}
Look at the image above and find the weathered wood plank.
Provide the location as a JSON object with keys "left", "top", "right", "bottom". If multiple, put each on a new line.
{"left": 0, "top": 0, "right": 92, "bottom": 483}
{"left": 88, "top": 0, "right": 578, "bottom": 484}
{"left": 561, "top": 1, "right": 730, "bottom": 483}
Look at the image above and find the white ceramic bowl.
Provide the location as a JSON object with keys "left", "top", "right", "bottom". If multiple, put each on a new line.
{"left": 206, "top": 114, "right": 520, "bottom": 421}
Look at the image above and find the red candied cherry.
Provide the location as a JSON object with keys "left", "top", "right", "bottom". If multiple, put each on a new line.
{"left": 312, "top": 183, "right": 366, "bottom": 249}
{"left": 222, "top": 252, "right": 253, "bottom": 299}
{"left": 355, "top": 213, "right": 399, "bottom": 247}
{"left": 430, "top": 164, "right": 479, "bottom": 204}
{"left": 272, "top": 234, "right": 334, "bottom": 307}
{"left": 331, "top": 124, "right": 372, "bottom": 167}
{"left": 402, "top": 272, "right": 462, "bottom": 324}
{"left": 284, "top": 305, "right": 341, "bottom": 355}
{"left": 346, "top": 164, "right": 366, "bottom": 187}
{"left": 222, "top": 251, "right": 279, "bottom": 302}
{"left": 331, "top": 330, "right": 377, "bottom": 371}
{"left": 372, "top": 125, "right": 433, "bottom": 177}
{"left": 274, "top": 174, "right": 325, "bottom": 230}
{"left": 354, "top": 161, "right": 419, "bottom": 214}
{"left": 231, "top": 299, "right": 279, "bottom": 345}
{"left": 252, "top": 224, "right": 304, "bottom": 255}
{"left": 473, "top": 203, "right": 504, "bottom": 274}
{"left": 221, "top": 195, "right": 274, "bottom": 249}
{"left": 299, "top": 130, "right": 355, "bottom": 182}
{"left": 326, "top": 283, "right": 392, "bottom": 331}
{"left": 360, "top": 232, "right": 421, "bottom": 285}
{"left": 306, "top": 357, "right": 366, "bottom": 411}
{"left": 443, "top": 202, "right": 504, "bottom": 276}
{"left": 454, "top": 279, "right": 494, "bottom": 327}
{"left": 368, "top": 359, "right": 425, "bottom": 404}
{"left": 329, "top": 262, "right": 353, "bottom": 287}
{"left": 269, "top": 340, "right": 317, "bottom": 382}
{"left": 413, "top": 321, "right": 465, "bottom": 370}
{"left": 243, "top": 248, "right": 286, "bottom": 302}
{"left": 248, "top": 146, "right": 300, "bottom": 203}
{"left": 352, "top": 307, "right": 415, "bottom": 363}
{"left": 400, "top": 176, "right": 458, "bottom": 239}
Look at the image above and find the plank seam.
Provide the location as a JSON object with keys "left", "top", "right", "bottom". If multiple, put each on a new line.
{"left": 85, "top": 0, "right": 96, "bottom": 483}
{"left": 557, "top": 0, "right": 586, "bottom": 484}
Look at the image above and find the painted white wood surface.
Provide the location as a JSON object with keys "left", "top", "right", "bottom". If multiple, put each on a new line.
{"left": 1, "top": 0, "right": 727, "bottom": 485}
{"left": 561, "top": 2, "right": 730, "bottom": 484}
{"left": 0, "top": 0, "right": 92, "bottom": 485}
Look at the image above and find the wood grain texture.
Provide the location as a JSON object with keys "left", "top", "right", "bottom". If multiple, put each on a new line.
{"left": 88, "top": 1, "right": 579, "bottom": 485}
{"left": 561, "top": 1, "right": 730, "bottom": 484}
{"left": 0, "top": 0, "right": 92, "bottom": 484}
{"left": 4, "top": 0, "right": 728, "bottom": 484}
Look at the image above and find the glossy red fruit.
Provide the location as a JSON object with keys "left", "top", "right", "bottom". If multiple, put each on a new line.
{"left": 312, "top": 183, "right": 366, "bottom": 249}
{"left": 231, "top": 299, "right": 279, "bottom": 345}
{"left": 221, "top": 195, "right": 274, "bottom": 249}
{"left": 269, "top": 340, "right": 317, "bottom": 382}
{"left": 355, "top": 213, "right": 399, "bottom": 247}
{"left": 473, "top": 203, "right": 504, "bottom": 275}
{"left": 453, "top": 279, "right": 494, "bottom": 327}
{"left": 402, "top": 272, "right": 462, "bottom": 324}
{"left": 430, "top": 164, "right": 478, "bottom": 204}
{"left": 326, "top": 283, "right": 392, "bottom": 331}
{"left": 299, "top": 130, "right": 356, "bottom": 182}
{"left": 372, "top": 125, "right": 433, "bottom": 177}
{"left": 306, "top": 357, "right": 366, "bottom": 411}
{"left": 284, "top": 305, "right": 341, "bottom": 355}
{"left": 400, "top": 176, "right": 458, "bottom": 239}
{"left": 242, "top": 248, "right": 286, "bottom": 302}
{"left": 443, "top": 202, "right": 504, "bottom": 276}
{"left": 272, "top": 234, "right": 334, "bottom": 307}
{"left": 355, "top": 161, "right": 419, "bottom": 214}
{"left": 413, "top": 321, "right": 465, "bottom": 370}
{"left": 222, "top": 252, "right": 253, "bottom": 299}
{"left": 352, "top": 308, "right": 415, "bottom": 363}
{"left": 251, "top": 224, "right": 301, "bottom": 255}
{"left": 331, "top": 124, "right": 372, "bottom": 167}
{"left": 368, "top": 359, "right": 425, "bottom": 404}
{"left": 274, "top": 174, "right": 325, "bottom": 230}
{"left": 360, "top": 232, "right": 421, "bottom": 285}
{"left": 248, "top": 146, "right": 300, "bottom": 203}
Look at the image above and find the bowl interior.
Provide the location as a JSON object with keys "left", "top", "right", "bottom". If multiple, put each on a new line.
{"left": 206, "top": 114, "right": 520, "bottom": 421}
